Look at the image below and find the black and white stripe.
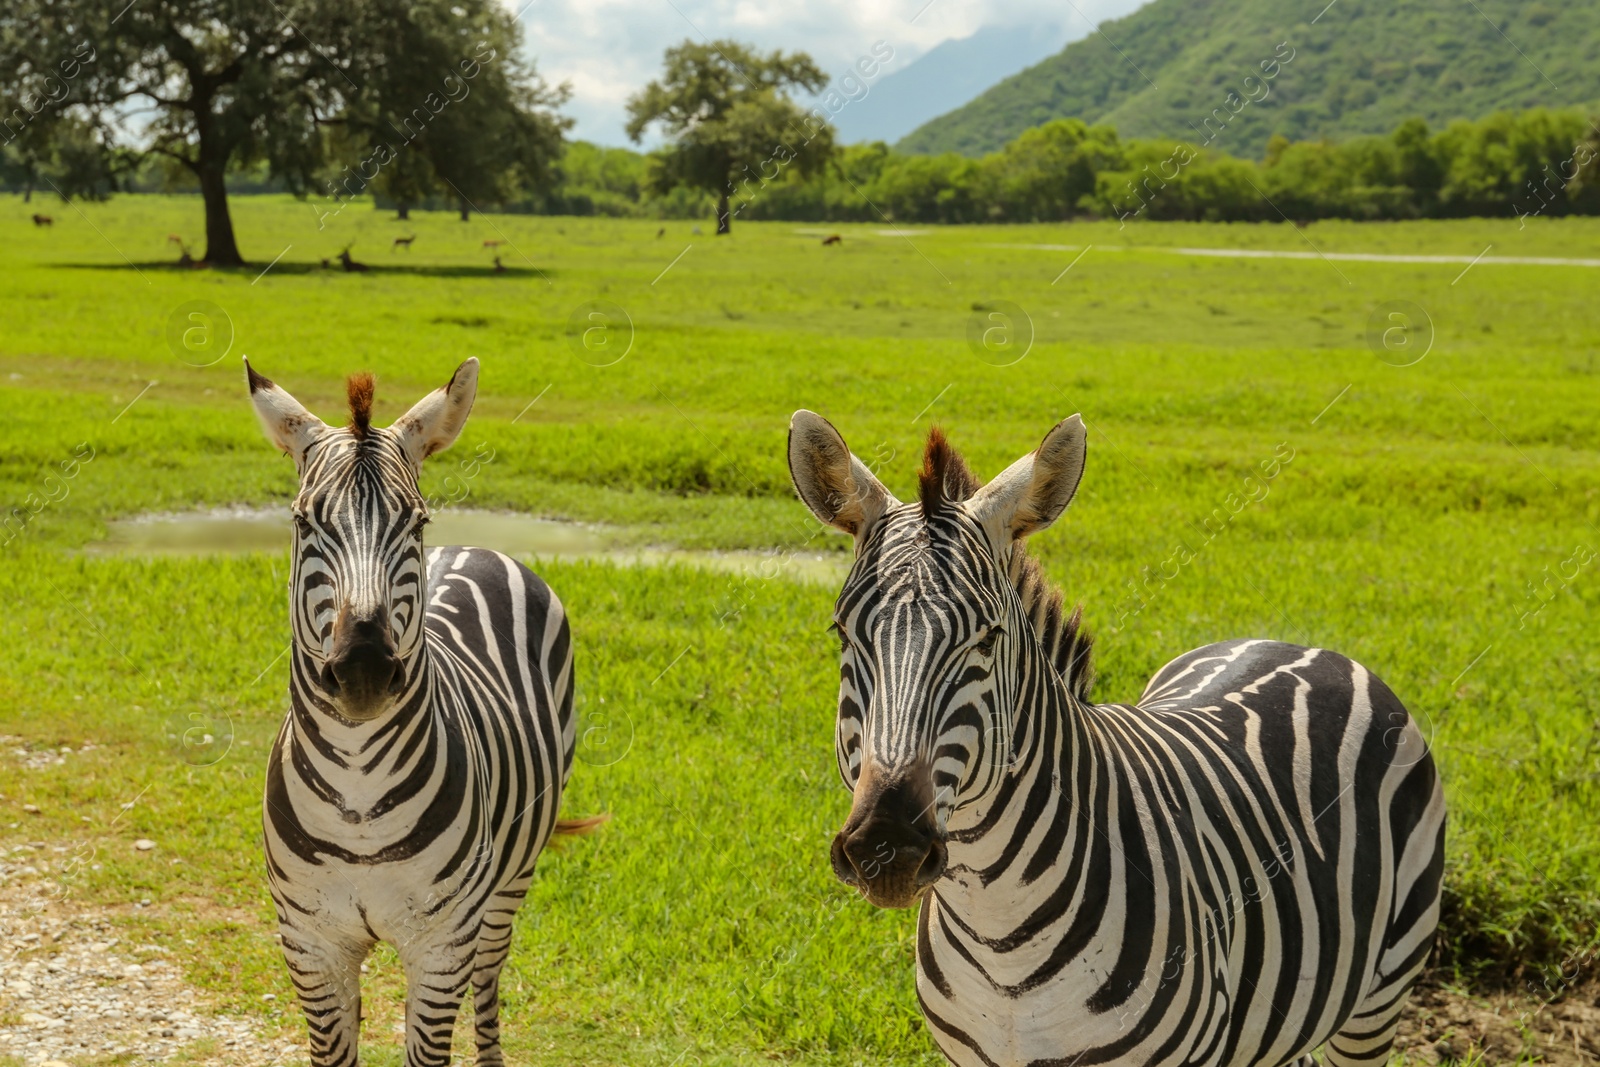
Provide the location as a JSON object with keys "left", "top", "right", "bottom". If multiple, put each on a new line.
{"left": 249, "top": 359, "right": 584, "bottom": 1067}
{"left": 790, "top": 411, "right": 1445, "bottom": 1067}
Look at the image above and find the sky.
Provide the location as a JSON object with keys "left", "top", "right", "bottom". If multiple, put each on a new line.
{"left": 513, "top": 0, "right": 1151, "bottom": 147}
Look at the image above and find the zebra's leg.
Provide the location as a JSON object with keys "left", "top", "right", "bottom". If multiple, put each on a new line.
{"left": 401, "top": 936, "right": 476, "bottom": 1067}
{"left": 470, "top": 903, "right": 522, "bottom": 1065}
{"left": 280, "top": 927, "right": 367, "bottom": 1067}
{"left": 1325, "top": 835, "right": 1440, "bottom": 1067}
{"left": 470, "top": 955, "right": 507, "bottom": 1066}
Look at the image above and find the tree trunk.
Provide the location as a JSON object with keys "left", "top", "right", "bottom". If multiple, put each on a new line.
{"left": 188, "top": 100, "right": 244, "bottom": 267}
{"left": 22, "top": 183, "right": 31, "bottom": 203}
{"left": 198, "top": 161, "right": 244, "bottom": 266}
{"left": 397, "top": 203, "right": 411, "bottom": 220}
{"left": 459, "top": 199, "right": 470, "bottom": 222}
{"left": 716, "top": 192, "right": 731, "bottom": 234}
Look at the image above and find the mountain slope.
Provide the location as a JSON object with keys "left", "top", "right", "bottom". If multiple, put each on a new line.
{"left": 896, "top": 0, "right": 1600, "bottom": 158}
{"left": 828, "top": 23, "right": 1071, "bottom": 146}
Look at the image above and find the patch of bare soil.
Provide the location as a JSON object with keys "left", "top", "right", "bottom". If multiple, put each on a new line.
{"left": 1396, "top": 982, "right": 1600, "bottom": 1065}
{"left": 0, "top": 859, "right": 299, "bottom": 1066}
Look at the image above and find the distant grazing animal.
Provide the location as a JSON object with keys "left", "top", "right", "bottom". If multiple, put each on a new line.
{"left": 167, "top": 234, "right": 185, "bottom": 245}
{"left": 392, "top": 234, "right": 416, "bottom": 251}
{"left": 31, "top": 214, "right": 52, "bottom": 226}
{"left": 246, "top": 358, "right": 599, "bottom": 1067}
{"left": 175, "top": 243, "right": 195, "bottom": 268}
{"left": 821, "top": 234, "right": 842, "bottom": 246}
{"left": 482, "top": 239, "right": 505, "bottom": 249}
{"left": 656, "top": 227, "right": 666, "bottom": 238}
{"left": 788, "top": 411, "right": 1445, "bottom": 1067}
{"left": 492, "top": 255, "right": 506, "bottom": 274}
{"left": 337, "top": 247, "right": 369, "bottom": 273}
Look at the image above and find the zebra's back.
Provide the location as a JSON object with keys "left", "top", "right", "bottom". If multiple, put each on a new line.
{"left": 424, "top": 545, "right": 577, "bottom": 887}
{"left": 921, "top": 638, "right": 1445, "bottom": 1067}
{"left": 1135, "top": 639, "right": 1445, "bottom": 1064}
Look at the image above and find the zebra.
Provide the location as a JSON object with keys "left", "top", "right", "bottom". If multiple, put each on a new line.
{"left": 247, "top": 357, "right": 597, "bottom": 1067}
{"left": 787, "top": 410, "right": 1445, "bottom": 1067}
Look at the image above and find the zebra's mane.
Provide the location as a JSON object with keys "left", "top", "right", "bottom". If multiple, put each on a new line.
{"left": 347, "top": 372, "right": 375, "bottom": 439}
{"left": 1009, "top": 551, "right": 1095, "bottom": 700}
{"left": 918, "top": 427, "right": 978, "bottom": 519}
{"left": 918, "top": 428, "right": 1095, "bottom": 700}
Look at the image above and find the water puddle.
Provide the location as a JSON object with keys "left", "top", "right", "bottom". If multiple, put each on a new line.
{"left": 84, "top": 508, "right": 847, "bottom": 585}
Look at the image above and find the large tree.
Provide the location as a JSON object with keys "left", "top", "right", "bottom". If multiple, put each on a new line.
{"left": 340, "top": 1, "right": 569, "bottom": 222}
{"left": 0, "top": 0, "right": 567, "bottom": 265}
{"left": 626, "top": 40, "right": 834, "bottom": 234}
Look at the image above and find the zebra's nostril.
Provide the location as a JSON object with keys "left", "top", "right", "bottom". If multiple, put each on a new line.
{"left": 319, "top": 661, "right": 342, "bottom": 695}
{"left": 916, "top": 838, "right": 948, "bottom": 887}
{"left": 831, "top": 832, "right": 864, "bottom": 885}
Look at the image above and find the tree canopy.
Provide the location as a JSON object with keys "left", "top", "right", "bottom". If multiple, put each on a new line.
{"left": 1, "top": 0, "right": 568, "bottom": 264}
{"left": 626, "top": 40, "right": 835, "bottom": 233}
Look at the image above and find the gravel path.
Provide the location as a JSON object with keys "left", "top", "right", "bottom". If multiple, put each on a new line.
{"left": 990, "top": 242, "right": 1600, "bottom": 267}
{"left": 0, "top": 857, "right": 298, "bottom": 1066}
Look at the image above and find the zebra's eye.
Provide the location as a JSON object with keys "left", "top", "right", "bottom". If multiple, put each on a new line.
{"left": 972, "top": 628, "right": 1001, "bottom": 657}
{"left": 411, "top": 515, "right": 430, "bottom": 537}
{"left": 292, "top": 512, "right": 313, "bottom": 536}
{"left": 828, "top": 621, "right": 852, "bottom": 652}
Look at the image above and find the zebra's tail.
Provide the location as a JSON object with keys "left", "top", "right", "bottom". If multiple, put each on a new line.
{"left": 552, "top": 813, "right": 610, "bottom": 838}
{"left": 543, "top": 813, "right": 609, "bottom": 851}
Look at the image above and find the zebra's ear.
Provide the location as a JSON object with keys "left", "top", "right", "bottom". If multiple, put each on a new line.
{"left": 789, "top": 410, "right": 898, "bottom": 538}
{"left": 392, "top": 358, "right": 479, "bottom": 467}
{"left": 969, "top": 414, "right": 1087, "bottom": 542}
{"left": 246, "top": 357, "right": 327, "bottom": 468}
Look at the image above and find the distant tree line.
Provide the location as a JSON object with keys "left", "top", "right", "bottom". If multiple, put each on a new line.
{"left": 6, "top": 7, "right": 1595, "bottom": 238}
{"left": 541, "top": 106, "right": 1600, "bottom": 226}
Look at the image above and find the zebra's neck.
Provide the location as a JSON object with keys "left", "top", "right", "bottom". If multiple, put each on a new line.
{"left": 938, "top": 622, "right": 1100, "bottom": 942}
{"left": 280, "top": 638, "right": 444, "bottom": 825}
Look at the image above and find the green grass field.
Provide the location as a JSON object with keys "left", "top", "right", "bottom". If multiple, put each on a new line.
{"left": 0, "top": 195, "right": 1597, "bottom": 1064}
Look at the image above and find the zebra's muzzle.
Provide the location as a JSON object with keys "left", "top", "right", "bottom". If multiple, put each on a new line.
{"left": 831, "top": 776, "right": 948, "bottom": 908}
{"left": 321, "top": 609, "right": 405, "bottom": 720}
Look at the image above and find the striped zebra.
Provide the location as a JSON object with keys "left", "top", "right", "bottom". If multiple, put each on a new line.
{"left": 788, "top": 411, "right": 1445, "bottom": 1067}
{"left": 247, "top": 358, "right": 596, "bottom": 1067}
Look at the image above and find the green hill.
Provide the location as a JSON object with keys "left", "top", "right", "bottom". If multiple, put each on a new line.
{"left": 896, "top": 0, "right": 1600, "bottom": 158}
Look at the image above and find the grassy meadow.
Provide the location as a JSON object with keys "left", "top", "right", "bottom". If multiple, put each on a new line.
{"left": 0, "top": 194, "right": 1597, "bottom": 1064}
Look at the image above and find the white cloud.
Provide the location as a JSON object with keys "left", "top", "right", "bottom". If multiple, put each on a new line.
{"left": 510, "top": 0, "right": 1149, "bottom": 146}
